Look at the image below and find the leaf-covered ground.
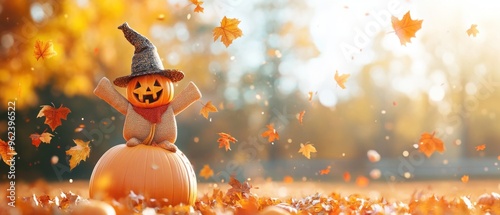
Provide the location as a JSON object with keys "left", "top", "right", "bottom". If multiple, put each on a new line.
{"left": 2, "top": 179, "right": 500, "bottom": 214}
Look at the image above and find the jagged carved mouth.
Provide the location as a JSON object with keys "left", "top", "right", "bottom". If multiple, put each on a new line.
{"left": 133, "top": 80, "right": 163, "bottom": 104}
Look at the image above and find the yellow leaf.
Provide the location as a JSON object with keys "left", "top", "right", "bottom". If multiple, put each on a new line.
{"left": 308, "top": 91, "right": 314, "bottom": 102}
{"left": 200, "top": 101, "right": 218, "bottom": 119}
{"left": 261, "top": 124, "right": 279, "bottom": 143}
{"left": 466, "top": 24, "right": 479, "bottom": 37}
{"left": 213, "top": 16, "right": 243, "bottom": 47}
{"left": 334, "top": 70, "right": 350, "bottom": 89}
{"left": 39, "top": 132, "right": 54, "bottom": 144}
{"left": 298, "top": 142, "right": 316, "bottom": 159}
{"left": 199, "top": 164, "right": 214, "bottom": 180}
{"left": 66, "top": 139, "right": 91, "bottom": 170}
{"left": 34, "top": 40, "right": 57, "bottom": 61}
{"left": 391, "top": 11, "right": 423, "bottom": 46}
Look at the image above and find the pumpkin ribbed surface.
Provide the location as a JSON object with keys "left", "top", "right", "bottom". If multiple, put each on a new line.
{"left": 89, "top": 144, "right": 197, "bottom": 206}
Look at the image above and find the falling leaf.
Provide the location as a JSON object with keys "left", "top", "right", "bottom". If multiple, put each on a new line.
{"left": 298, "top": 142, "right": 317, "bottom": 159}
{"left": 199, "top": 164, "right": 214, "bottom": 180}
{"left": 218, "top": 132, "right": 237, "bottom": 151}
{"left": 226, "top": 175, "right": 253, "bottom": 200}
{"left": 297, "top": 110, "right": 306, "bottom": 125}
{"left": 334, "top": 70, "right": 350, "bottom": 89}
{"left": 200, "top": 101, "right": 218, "bottom": 119}
{"left": 461, "top": 175, "right": 469, "bottom": 183}
{"left": 213, "top": 16, "right": 243, "bottom": 47}
{"left": 29, "top": 132, "right": 54, "bottom": 148}
{"left": 343, "top": 172, "right": 351, "bottom": 182}
{"left": 65, "top": 139, "right": 91, "bottom": 170}
{"left": 190, "top": 0, "right": 204, "bottom": 13}
{"left": 308, "top": 91, "right": 314, "bottom": 101}
{"left": 391, "top": 11, "right": 423, "bottom": 45}
{"left": 0, "top": 139, "right": 16, "bottom": 166}
{"left": 466, "top": 24, "right": 479, "bottom": 37}
{"left": 283, "top": 175, "right": 294, "bottom": 183}
{"left": 319, "top": 166, "right": 331, "bottom": 175}
{"left": 261, "top": 124, "right": 279, "bottom": 143}
{"left": 475, "top": 144, "right": 486, "bottom": 151}
{"left": 37, "top": 104, "right": 71, "bottom": 131}
{"left": 355, "top": 176, "right": 370, "bottom": 187}
{"left": 418, "top": 131, "right": 445, "bottom": 158}
{"left": 34, "top": 40, "right": 57, "bottom": 61}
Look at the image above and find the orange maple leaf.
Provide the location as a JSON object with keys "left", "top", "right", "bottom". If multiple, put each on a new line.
{"left": 343, "top": 171, "right": 351, "bottom": 182}
{"left": 34, "top": 40, "right": 57, "bottom": 61}
{"left": 461, "top": 175, "right": 469, "bottom": 183}
{"left": 0, "top": 139, "right": 16, "bottom": 166}
{"left": 334, "top": 70, "right": 350, "bottom": 89}
{"left": 261, "top": 124, "right": 279, "bottom": 143}
{"left": 66, "top": 139, "right": 91, "bottom": 170}
{"left": 29, "top": 132, "right": 53, "bottom": 148}
{"left": 319, "top": 166, "right": 331, "bottom": 175}
{"left": 298, "top": 142, "right": 316, "bottom": 159}
{"left": 391, "top": 11, "right": 423, "bottom": 46}
{"left": 213, "top": 16, "right": 243, "bottom": 47}
{"left": 218, "top": 132, "right": 237, "bottom": 151}
{"left": 475, "top": 144, "right": 486, "bottom": 151}
{"left": 297, "top": 110, "right": 306, "bottom": 125}
{"left": 190, "top": 0, "right": 204, "bottom": 13}
{"left": 356, "top": 176, "right": 370, "bottom": 187}
{"left": 418, "top": 131, "right": 445, "bottom": 158}
{"left": 466, "top": 24, "right": 479, "bottom": 37}
{"left": 200, "top": 101, "right": 218, "bottom": 119}
{"left": 283, "top": 175, "right": 294, "bottom": 183}
{"left": 199, "top": 164, "right": 214, "bottom": 179}
{"left": 37, "top": 104, "right": 71, "bottom": 131}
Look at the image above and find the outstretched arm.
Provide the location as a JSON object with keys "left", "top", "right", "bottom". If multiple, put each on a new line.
{"left": 94, "top": 77, "right": 129, "bottom": 115}
{"left": 170, "top": 81, "right": 202, "bottom": 116}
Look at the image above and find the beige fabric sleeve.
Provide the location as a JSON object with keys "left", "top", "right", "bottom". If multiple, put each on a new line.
{"left": 170, "top": 81, "right": 202, "bottom": 116}
{"left": 93, "top": 77, "right": 129, "bottom": 115}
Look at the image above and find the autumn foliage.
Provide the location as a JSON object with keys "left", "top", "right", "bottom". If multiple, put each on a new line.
{"left": 218, "top": 132, "right": 238, "bottom": 151}
{"left": 418, "top": 131, "right": 445, "bottom": 158}
{"left": 391, "top": 11, "right": 423, "bottom": 45}
{"left": 37, "top": 104, "right": 71, "bottom": 131}
{"left": 213, "top": 16, "right": 243, "bottom": 47}
{"left": 33, "top": 40, "right": 57, "bottom": 61}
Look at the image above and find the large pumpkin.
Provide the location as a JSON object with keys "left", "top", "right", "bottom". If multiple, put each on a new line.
{"left": 89, "top": 144, "right": 197, "bottom": 206}
{"left": 126, "top": 74, "right": 174, "bottom": 108}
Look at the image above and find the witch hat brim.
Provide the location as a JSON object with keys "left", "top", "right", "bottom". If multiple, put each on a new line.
{"left": 113, "top": 22, "right": 184, "bottom": 87}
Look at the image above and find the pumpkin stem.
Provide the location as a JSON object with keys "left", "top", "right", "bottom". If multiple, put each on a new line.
{"left": 141, "top": 123, "right": 156, "bottom": 145}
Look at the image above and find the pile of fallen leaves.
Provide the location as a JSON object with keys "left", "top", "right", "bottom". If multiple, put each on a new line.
{"left": 3, "top": 177, "right": 500, "bottom": 215}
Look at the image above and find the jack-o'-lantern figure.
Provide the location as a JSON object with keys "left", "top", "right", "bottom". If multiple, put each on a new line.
{"left": 126, "top": 74, "right": 174, "bottom": 108}
{"left": 92, "top": 22, "right": 202, "bottom": 207}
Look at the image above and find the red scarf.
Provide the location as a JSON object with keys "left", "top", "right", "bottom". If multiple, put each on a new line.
{"left": 132, "top": 104, "right": 169, "bottom": 124}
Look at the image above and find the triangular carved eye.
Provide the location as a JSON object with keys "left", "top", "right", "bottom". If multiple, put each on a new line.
{"left": 135, "top": 81, "right": 141, "bottom": 89}
{"left": 154, "top": 80, "right": 161, "bottom": 87}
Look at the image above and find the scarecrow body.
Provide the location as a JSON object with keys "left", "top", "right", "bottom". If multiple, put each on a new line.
{"left": 94, "top": 23, "right": 201, "bottom": 152}
{"left": 94, "top": 78, "right": 200, "bottom": 151}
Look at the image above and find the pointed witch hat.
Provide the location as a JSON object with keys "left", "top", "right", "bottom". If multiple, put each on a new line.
{"left": 113, "top": 22, "right": 184, "bottom": 87}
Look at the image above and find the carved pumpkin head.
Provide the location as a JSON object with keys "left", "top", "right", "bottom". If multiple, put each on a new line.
{"left": 126, "top": 74, "right": 174, "bottom": 108}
